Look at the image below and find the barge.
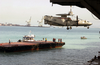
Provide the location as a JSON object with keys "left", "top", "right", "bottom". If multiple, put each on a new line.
{"left": 0, "top": 35, "right": 65, "bottom": 52}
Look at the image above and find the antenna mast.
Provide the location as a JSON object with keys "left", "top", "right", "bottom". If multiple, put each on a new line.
{"left": 68, "top": 6, "right": 73, "bottom": 16}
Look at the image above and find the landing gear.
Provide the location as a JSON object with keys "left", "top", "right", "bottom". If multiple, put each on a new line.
{"left": 66, "top": 26, "right": 72, "bottom": 30}
{"left": 66, "top": 26, "right": 69, "bottom": 30}
{"left": 70, "top": 26, "right": 72, "bottom": 29}
{"left": 87, "top": 26, "right": 89, "bottom": 29}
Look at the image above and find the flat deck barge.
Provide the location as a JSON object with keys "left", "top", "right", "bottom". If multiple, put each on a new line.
{"left": 0, "top": 34, "right": 65, "bottom": 52}
{"left": 0, "top": 41, "right": 65, "bottom": 52}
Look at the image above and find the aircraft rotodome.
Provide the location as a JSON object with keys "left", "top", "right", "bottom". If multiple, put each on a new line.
{"left": 43, "top": 6, "right": 92, "bottom": 30}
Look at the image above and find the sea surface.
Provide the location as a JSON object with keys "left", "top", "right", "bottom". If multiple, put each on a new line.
{"left": 0, "top": 26, "right": 100, "bottom": 65}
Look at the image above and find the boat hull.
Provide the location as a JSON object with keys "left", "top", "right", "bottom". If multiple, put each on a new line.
{"left": 0, "top": 41, "right": 65, "bottom": 52}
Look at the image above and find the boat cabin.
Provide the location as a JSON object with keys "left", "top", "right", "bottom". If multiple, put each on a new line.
{"left": 23, "top": 35, "right": 35, "bottom": 42}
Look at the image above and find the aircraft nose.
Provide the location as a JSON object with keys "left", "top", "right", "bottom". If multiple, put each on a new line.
{"left": 89, "top": 22, "right": 93, "bottom": 25}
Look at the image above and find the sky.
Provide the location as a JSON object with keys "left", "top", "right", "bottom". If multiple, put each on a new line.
{"left": 0, "top": 0, "right": 100, "bottom": 27}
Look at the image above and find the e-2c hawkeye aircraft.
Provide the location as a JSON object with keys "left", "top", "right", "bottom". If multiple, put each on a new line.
{"left": 44, "top": 7, "right": 92, "bottom": 30}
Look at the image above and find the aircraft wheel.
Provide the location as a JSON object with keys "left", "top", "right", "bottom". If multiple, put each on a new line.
{"left": 67, "top": 27, "right": 69, "bottom": 30}
{"left": 87, "top": 26, "right": 89, "bottom": 29}
{"left": 70, "top": 26, "right": 72, "bottom": 29}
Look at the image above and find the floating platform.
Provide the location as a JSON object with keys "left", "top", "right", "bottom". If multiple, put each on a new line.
{"left": 0, "top": 41, "right": 65, "bottom": 52}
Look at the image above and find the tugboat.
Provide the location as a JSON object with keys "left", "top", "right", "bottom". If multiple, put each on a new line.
{"left": 81, "top": 36, "right": 87, "bottom": 39}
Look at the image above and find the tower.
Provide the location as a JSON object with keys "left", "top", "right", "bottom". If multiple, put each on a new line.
{"left": 26, "top": 17, "right": 31, "bottom": 26}
{"left": 37, "top": 17, "right": 44, "bottom": 27}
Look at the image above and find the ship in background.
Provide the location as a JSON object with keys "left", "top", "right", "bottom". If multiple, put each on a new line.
{"left": 44, "top": 6, "right": 92, "bottom": 30}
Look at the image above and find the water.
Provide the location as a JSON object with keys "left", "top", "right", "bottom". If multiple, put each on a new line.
{"left": 0, "top": 26, "right": 100, "bottom": 65}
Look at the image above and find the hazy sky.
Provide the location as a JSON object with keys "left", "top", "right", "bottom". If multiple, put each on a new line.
{"left": 0, "top": 0, "right": 100, "bottom": 27}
